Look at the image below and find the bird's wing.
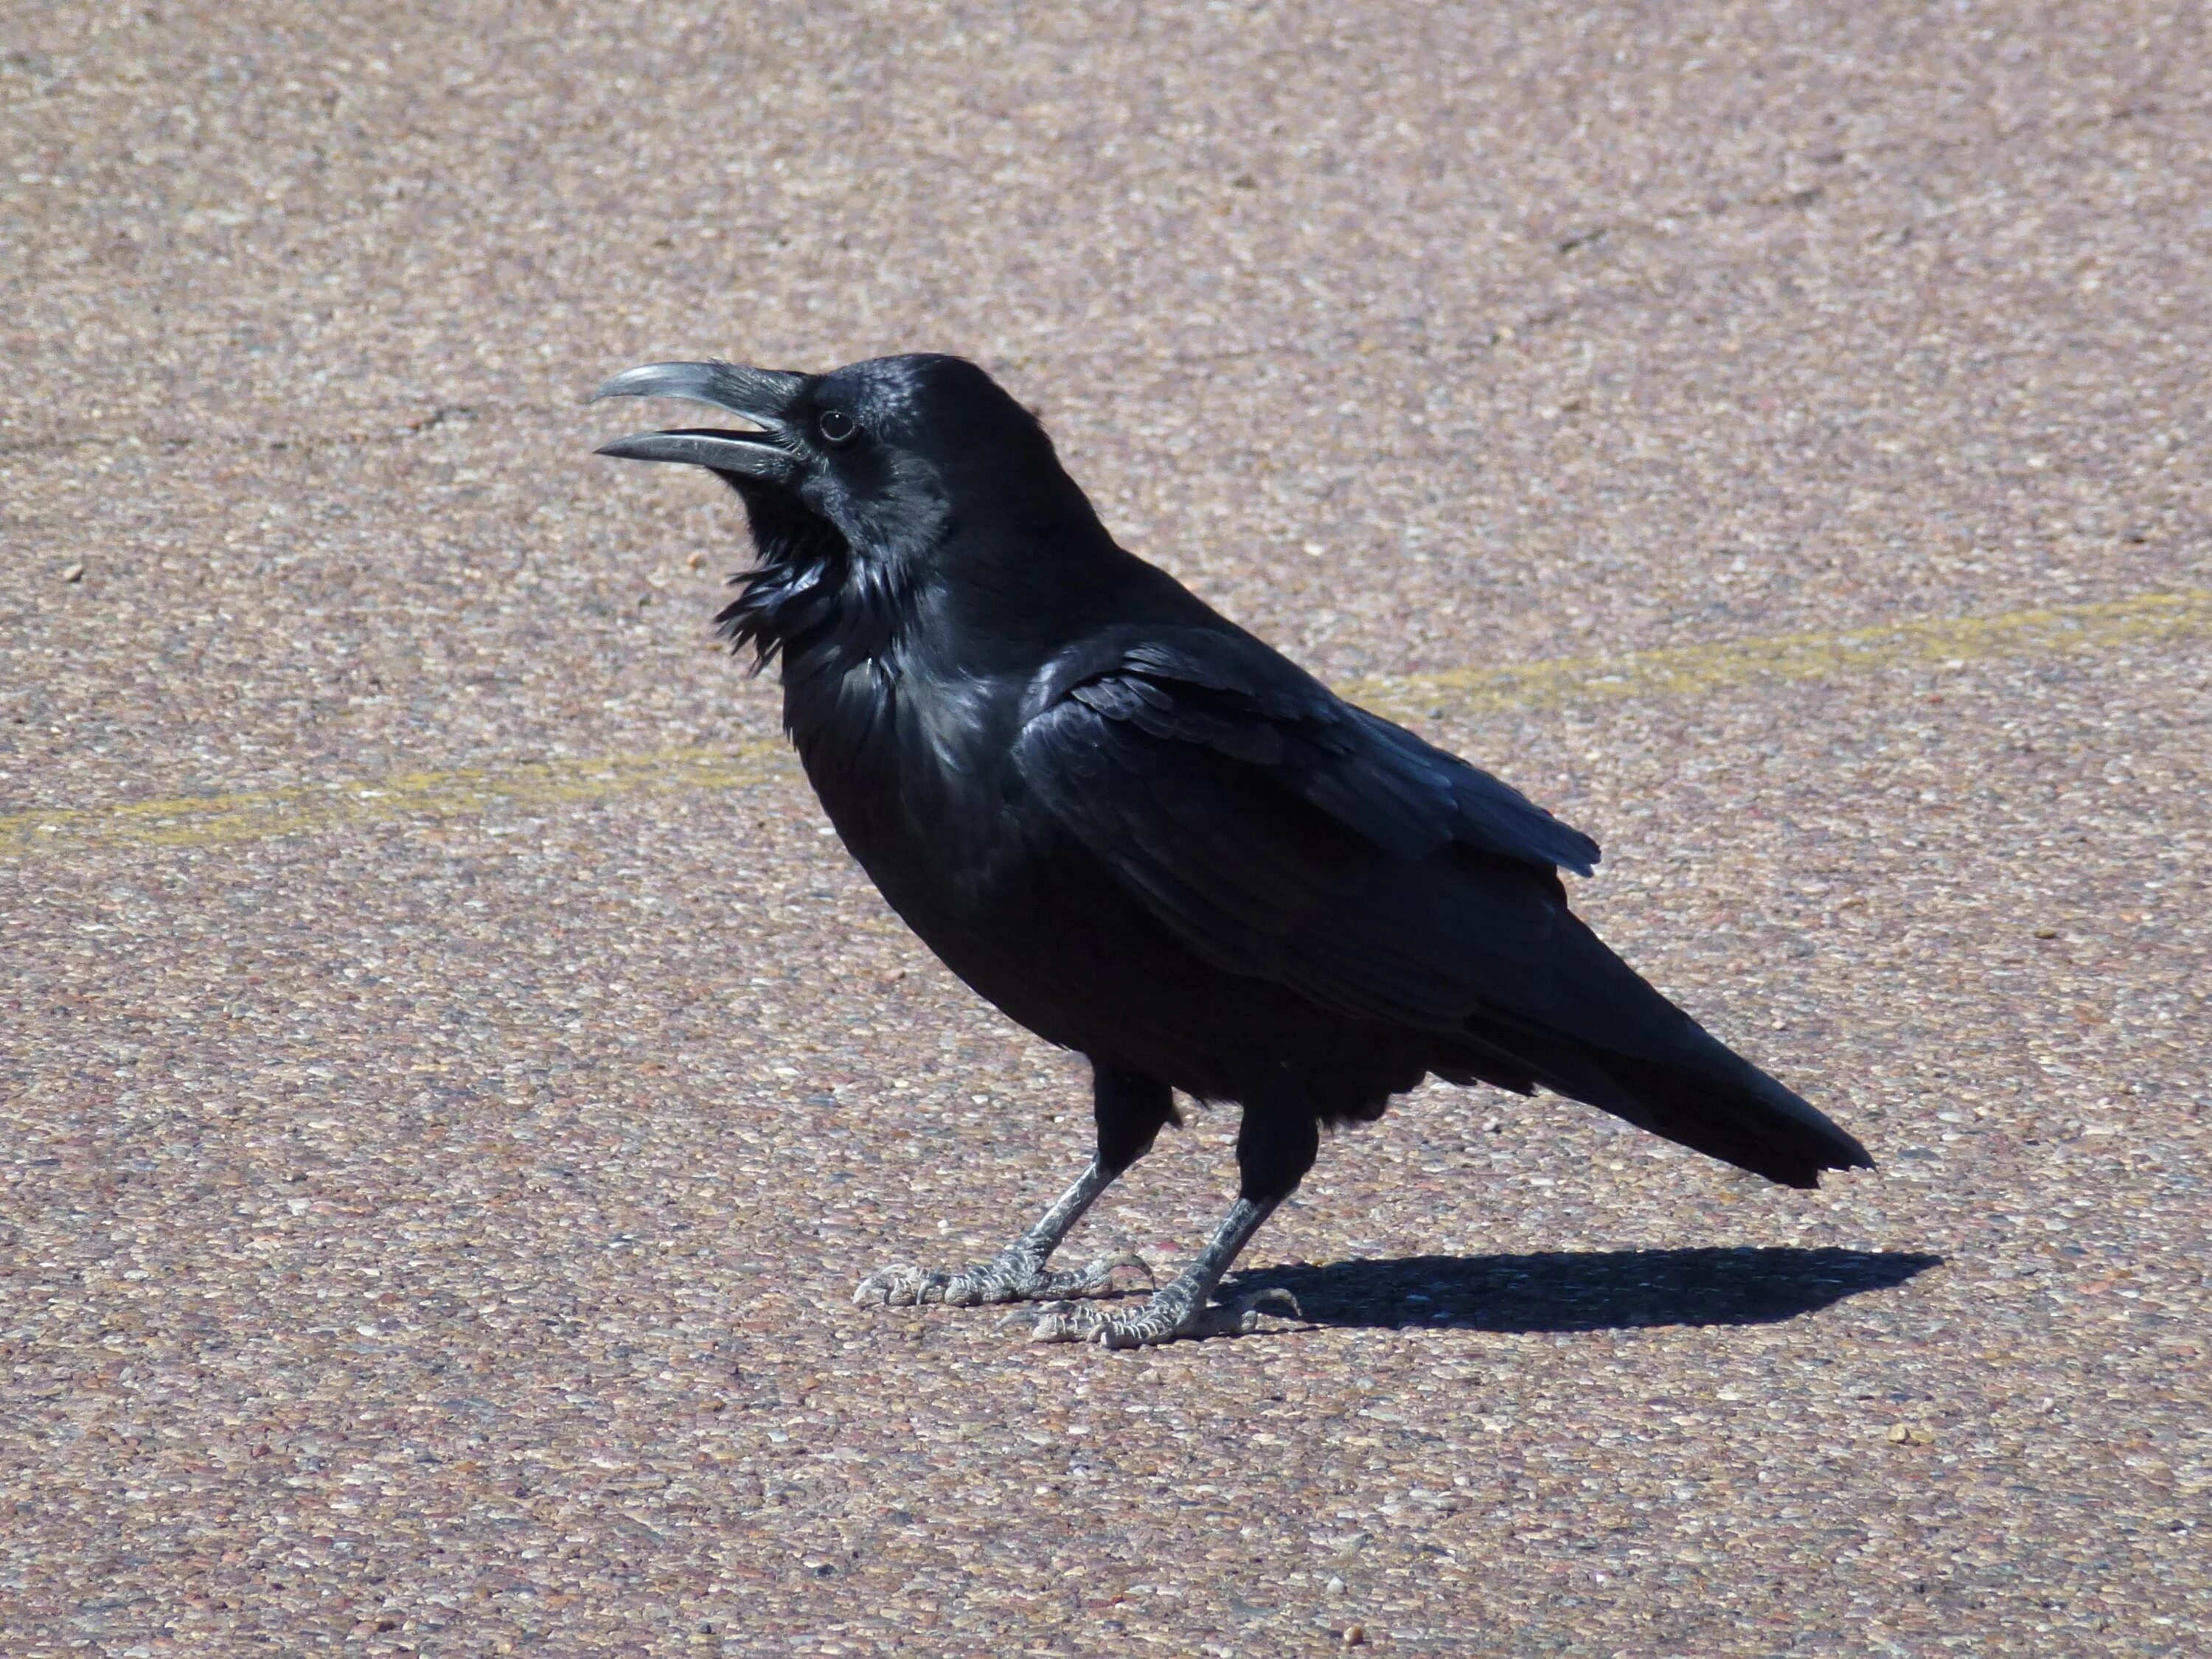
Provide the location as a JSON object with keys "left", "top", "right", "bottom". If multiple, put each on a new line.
{"left": 1012, "top": 627, "right": 1599, "bottom": 1028}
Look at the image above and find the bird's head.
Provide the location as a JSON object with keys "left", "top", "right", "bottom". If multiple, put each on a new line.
{"left": 592, "top": 352, "right": 1095, "bottom": 571}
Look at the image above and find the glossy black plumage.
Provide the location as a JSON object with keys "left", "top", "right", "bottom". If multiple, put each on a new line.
{"left": 595, "top": 352, "right": 1871, "bottom": 1343}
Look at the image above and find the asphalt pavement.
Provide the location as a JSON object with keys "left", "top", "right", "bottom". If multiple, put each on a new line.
{"left": 4, "top": 4, "right": 2208, "bottom": 1654}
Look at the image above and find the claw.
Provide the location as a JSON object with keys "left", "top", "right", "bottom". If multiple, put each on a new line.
{"left": 1075, "top": 1249, "right": 1157, "bottom": 1296}
{"left": 1019, "top": 1283, "right": 1302, "bottom": 1348}
{"left": 1221, "top": 1286, "right": 1304, "bottom": 1333}
{"left": 852, "top": 1265, "right": 947, "bottom": 1307}
{"left": 855, "top": 1249, "right": 1155, "bottom": 1312}
{"left": 1025, "top": 1302, "right": 1110, "bottom": 1344}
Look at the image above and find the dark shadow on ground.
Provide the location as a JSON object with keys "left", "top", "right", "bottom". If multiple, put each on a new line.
{"left": 1225, "top": 1247, "right": 1941, "bottom": 1334}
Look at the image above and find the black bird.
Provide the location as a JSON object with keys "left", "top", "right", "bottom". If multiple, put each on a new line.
{"left": 594, "top": 353, "right": 1873, "bottom": 1347}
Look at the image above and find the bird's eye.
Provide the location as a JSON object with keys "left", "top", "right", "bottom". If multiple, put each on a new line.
{"left": 817, "top": 408, "right": 856, "bottom": 445}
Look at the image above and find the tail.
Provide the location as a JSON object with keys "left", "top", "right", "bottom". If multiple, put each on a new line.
{"left": 1440, "top": 916, "right": 1874, "bottom": 1189}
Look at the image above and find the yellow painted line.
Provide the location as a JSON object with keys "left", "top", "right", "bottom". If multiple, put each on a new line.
{"left": 0, "top": 742, "right": 793, "bottom": 860}
{"left": 4, "top": 588, "right": 2207, "bottom": 861}
{"left": 1345, "top": 587, "right": 2212, "bottom": 720}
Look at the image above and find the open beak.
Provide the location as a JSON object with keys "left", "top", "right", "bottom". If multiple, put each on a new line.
{"left": 591, "top": 361, "right": 810, "bottom": 481}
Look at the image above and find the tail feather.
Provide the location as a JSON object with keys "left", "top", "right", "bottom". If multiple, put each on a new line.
{"left": 1444, "top": 916, "right": 1874, "bottom": 1189}
{"left": 1586, "top": 1036, "right": 1871, "bottom": 1188}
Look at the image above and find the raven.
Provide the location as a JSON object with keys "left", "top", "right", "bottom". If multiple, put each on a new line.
{"left": 594, "top": 353, "right": 1873, "bottom": 1348}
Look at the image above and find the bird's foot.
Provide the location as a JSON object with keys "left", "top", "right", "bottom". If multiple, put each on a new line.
{"left": 853, "top": 1248, "right": 1154, "bottom": 1309}
{"left": 1018, "top": 1284, "right": 1304, "bottom": 1349}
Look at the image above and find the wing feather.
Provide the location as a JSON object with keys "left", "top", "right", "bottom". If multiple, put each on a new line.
{"left": 1015, "top": 628, "right": 1596, "bottom": 1031}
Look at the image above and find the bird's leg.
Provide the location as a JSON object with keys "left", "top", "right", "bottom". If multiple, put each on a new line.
{"left": 1024, "top": 1192, "right": 1302, "bottom": 1347}
{"left": 852, "top": 1062, "right": 1175, "bottom": 1310}
{"left": 853, "top": 1155, "right": 1152, "bottom": 1307}
{"left": 1022, "top": 1106, "right": 1315, "bottom": 1348}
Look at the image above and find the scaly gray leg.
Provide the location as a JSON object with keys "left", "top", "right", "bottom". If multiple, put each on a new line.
{"left": 1021, "top": 1194, "right": 1302, "bottom": 1348}
{"left": 853, "top": 1157, "right": 1154, "bottom": 1308}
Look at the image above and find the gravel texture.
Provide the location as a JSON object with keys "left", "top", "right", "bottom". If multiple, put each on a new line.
{"left": 4, "top": 4, "right": 2209, "bottom": 1655}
